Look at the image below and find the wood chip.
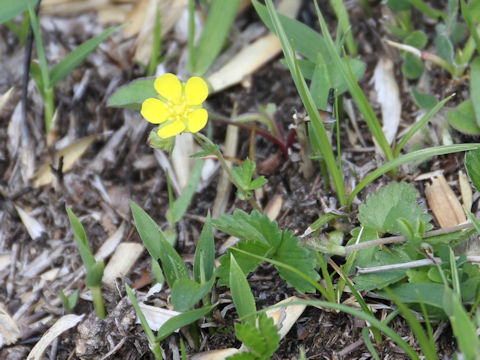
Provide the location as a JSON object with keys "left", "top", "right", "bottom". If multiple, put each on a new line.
{"left": 95, "top": 222, "right": 126, "bottom": 261}
{"left": 425, "top": 175, "right": 466, "bottom": 228}
{"left": 27, "top": 314, "right": 84, "bottom": 360}
{"left": 32, "top": 135, "right": 97, "bottom": 188}
{"left": 191, "top": 348, "right": 240, "bottom": 360}
{"left": 458, "top": 170, "right": 473, "bottom": 212}
{"left": 137, "top": 303, "right": 181, "bottom": 331}
{"left": 14, "top": 205, "right": 46, "bottom": 241}
{"left": 371, "top": 56, "right": 401, "bottom": 145}
{"left": 212, "top": 124, "right": 238, "bottom": 219}
{"left": 0, "top": 303, "right": 20, "bottom": 347}
{"left": 102, "top": 242, "right": 144, "bottom": 286}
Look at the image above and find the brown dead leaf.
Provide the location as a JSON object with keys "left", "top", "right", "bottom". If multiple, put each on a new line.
{"left": 425, "top": 175, "right": 466, "bottom": 228}
{"left": 32, "top": 135, "right": 97, "bottom": 188}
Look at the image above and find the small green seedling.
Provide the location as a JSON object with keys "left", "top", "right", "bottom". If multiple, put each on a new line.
{"left": 27, "top": 4, "right": 120, "bottom": 134}
{"left": 66, "top": 207, "right": 106, "bottom": 318}
{"left": 227, "top": 255, "right": 280, "bottom": 359}
{"left": 231, "top": 158, "right": 267, "bottom": 201}
{"left": 130, "top": 201, "right": 216, "bottom": 312}
{"left": 187, "top": 0, "right": 241, "bottom": 75}
{"left": 126, "top": 284, "right": 216, "bottom": 360}
{"left": 59, "top": 289, "right": 79, "bottom": 313}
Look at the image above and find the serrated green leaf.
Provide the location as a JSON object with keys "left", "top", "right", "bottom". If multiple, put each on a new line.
{"left": 107, "top": 78, "right": 156, "bottom": 110}
{"left": 171, "top": 277, "right": 214, "bottom": 311}
{"left": 235, "top": 322, "right": 266, "bottom": 357}
{"left": 50, "top": 25, "right": 121, "bottom": 86}
{"left": 214, "top": 210, "right": 318, "bottom": 292}
{"left": 230, "top": 255, "right": 256, "bottom": 325}
{"left": 216, "top": 240, "right": 268, "bottom": 287}
{"left": 130, "top": 201, "right": 189, "bottom": 287}
{"left": 214, "top": 210, "right": 279, "bottom": 246}
{"left": 447, "top": 100, "right": 480, "bottom": 135}
{"left": 358, "top": 182, "right": 432, "bottom": 235}
{"left": 258, "top": 312, "right": 280, "bottom": 356}
{"left": 194, "top": 215, "right": 215, "bottom": 283}
{"left": 157, "top": 304, "right": 216, "bottom": 341}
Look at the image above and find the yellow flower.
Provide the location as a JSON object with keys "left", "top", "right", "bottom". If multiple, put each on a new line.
{"left": 141, "top": 73, "right": 209, "bottom": 138}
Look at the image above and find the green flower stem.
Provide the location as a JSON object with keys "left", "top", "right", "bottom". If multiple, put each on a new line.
{"left": 44, "top": 87, "right": 55, "bottom": 132}
{"left": 90, "top": 285, "right": 106, "bottom": 319}
{"left": 194, "top": 133, "right": 262, "bottom": 213}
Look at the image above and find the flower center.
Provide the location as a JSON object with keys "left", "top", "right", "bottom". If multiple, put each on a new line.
{"left": 167, "top": 98, "right": 190, "bottom": 122}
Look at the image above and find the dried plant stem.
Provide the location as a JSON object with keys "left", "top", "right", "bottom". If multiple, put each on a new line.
{"left": 194, "top": 133, "right": 262, "bottom": 213}
{"left": 356, "top": 255, "right": 480, "bottom": 275}
{"left": 344, "top": 222, "right": 473, "bottom": 254}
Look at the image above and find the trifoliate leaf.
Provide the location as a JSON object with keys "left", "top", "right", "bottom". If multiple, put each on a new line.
{"left": 214, "top": 210, "right": 319, "bottom": 293}
{"left": 232, "top": 313, "right": 280, "bottom": 359}
{"left": 358, "top": 182, "right": 432, "bottom": 235}
{"left": 235, "top": 323, "right": 266, "bottom": 357}
{"left": 258, "top": 313, "right": 280, "bottom": 357}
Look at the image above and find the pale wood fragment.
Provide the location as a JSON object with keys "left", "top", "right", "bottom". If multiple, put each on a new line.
{"left": 425, "top": 175, "right": 466, "bottom": 228}
{"left": 102, "top": 242, "right": 144, "bottom": 286}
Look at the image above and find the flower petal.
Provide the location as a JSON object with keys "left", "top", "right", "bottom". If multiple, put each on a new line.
{"left": 185, "top": 77, "right": 208, "bottom": 105}
{"left": 141, "top": 98, "right": 169, "bottom": 124}
{"left": 157, "top": 120, "right": 186, "bottom": 138}
{"left": 154, "top": 73, "right": 182, "bottom": 102}
{"left": 186, "top": 108, "right": 208, "bottom": 133}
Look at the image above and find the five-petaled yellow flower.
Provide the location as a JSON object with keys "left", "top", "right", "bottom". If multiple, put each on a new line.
{"left": 141, "top": 73, "right": 209, "bottom": 138}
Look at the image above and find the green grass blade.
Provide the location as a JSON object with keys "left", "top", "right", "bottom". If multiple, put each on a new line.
{"left": 362, "top": 327, "right": 380, "bottom": 360}
{"left": 349, "top": 143, "right": 480, "bottom": 205}
{"left": 230, "top": 254, "right": 257, "bottom": 325}
{"left": 194, "top": 214, "right": 215, "bottom": 283}
{"left": 394, "top": 94, "right": 454, "bottom": 156}
{"left": 264, "top": 299, "right": 421, "bottom": 360}
{"left": 443, "top": 286, "right": 480, "bottom": 359}
{"left": 313, "top": 2, "right": 393, "bottom": 162}
{"left": 66, "top": 207, "right": 95, "bottom": 269}
{"left": 28, "top": 4, "right": 50, "bottom": 89}
{"left": 125, "top": 284, "right": 163, "bottom": 359}
{"left": 188, "top": 0, "right": 240, "bottom": 75}
{"left": 461, "top": 0, "right": 480, "bottom": 59}
{"left": 0, "top": 0, "right": 36, "bottom": 25}
{"left": 329, "top": 0, "right": 357, "bottom": 56}
{"left": 384, "top": 288, "right": 438, "bottom": 360}
{"left": 147, "top": 6, "right": 162, "bottom": 76}
{"left": 156, "top": 304, "right": 216, "bottom": 341}
{"left": 262, "top": 0, "right": 346, "bottom": 205}
{"left": 50, "top": 25, "right": 121, "bottom": 86}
